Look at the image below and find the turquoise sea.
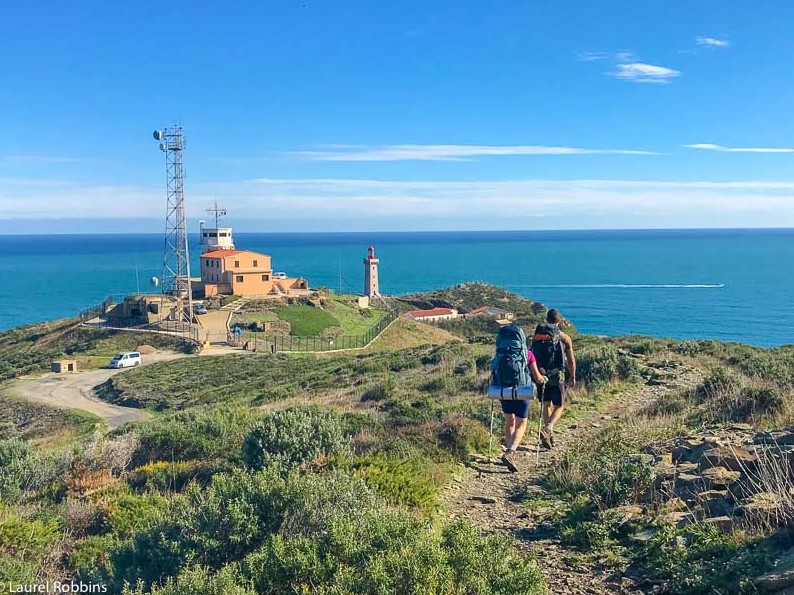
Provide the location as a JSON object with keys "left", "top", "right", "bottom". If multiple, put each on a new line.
{"left": 0, "top": 229, "right": 792, "bottom": 346}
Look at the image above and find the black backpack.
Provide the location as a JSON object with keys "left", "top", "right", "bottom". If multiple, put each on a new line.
{"left": 530, "top": 322, "right": 565, "bottom": 381}
{"left": 490, "top": 325, "right": 529, "bottom": 388}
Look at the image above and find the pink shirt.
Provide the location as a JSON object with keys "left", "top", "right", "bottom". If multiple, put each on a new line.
{"left": 527, "top": 350, "right": 536, "bottom": 365}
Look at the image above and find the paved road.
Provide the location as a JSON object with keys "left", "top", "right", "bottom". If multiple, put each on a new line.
{"left": 7, "top": 352, "right": 188, "bottom": 429}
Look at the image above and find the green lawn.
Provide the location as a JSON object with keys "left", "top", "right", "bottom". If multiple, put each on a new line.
{"left": 232, "top": 311, "right": 279, "bottom": 326}
{"left": 326, "top": 297, "right": 385, "bottom": 335}
{"left": 274, "top": 305, "right": 339, "bottom": 337}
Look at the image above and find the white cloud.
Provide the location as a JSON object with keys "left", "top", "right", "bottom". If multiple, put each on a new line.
{"left": 697, "top": 36, "right": 729, "bottom": 48}
{"left": 293, "top": 144, "right": 661, "bottom": 161}
{"left": 685, "top": 143, "right": 794, "bottom": 154}
{"left": 577, "top": 51, "right": 606, "bottom": 62}
{"left": 612, "top": 62, "right": 681, "bottom": 84}
{"left": 0, "top": 155, "right": 82, "bottom": 164}
{"left": 2, "top": 178, "right": 792, "bottom": 230}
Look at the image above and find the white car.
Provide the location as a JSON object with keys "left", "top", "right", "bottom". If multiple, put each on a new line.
{"left": 108, "top": 352, "right": 142, "bottom": 369}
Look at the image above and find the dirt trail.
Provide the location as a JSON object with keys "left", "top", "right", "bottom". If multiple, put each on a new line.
{"left": 6, "top": 352, "right": 189, "bottom": 428}
{"left": 441, "top": 367, "right": 702, "bottom": 595}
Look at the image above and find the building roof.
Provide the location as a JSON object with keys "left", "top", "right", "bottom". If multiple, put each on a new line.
{"left": 406, "top": 307, "right": 457, "bottom": 318}
{"left": 468, "top": 306, "right": 488, "bottom": 315}
{"left": 201, "top": 249, "right": 270, "bottom": 258}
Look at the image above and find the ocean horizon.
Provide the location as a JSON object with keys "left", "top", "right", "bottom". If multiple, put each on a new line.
{"left": 1, "top": 227, "right": 792, "bottom": 347}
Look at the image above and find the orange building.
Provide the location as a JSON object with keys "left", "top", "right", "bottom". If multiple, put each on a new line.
{"left": 199, "top": 249, "right": 309, "bottom": 297}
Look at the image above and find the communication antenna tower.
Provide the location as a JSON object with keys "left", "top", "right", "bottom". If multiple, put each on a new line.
{"left": 207, "top": 198, "right": 227, "bottom": 228}
{"left": 153, "top": 125, "right": 193, "bottom": 325}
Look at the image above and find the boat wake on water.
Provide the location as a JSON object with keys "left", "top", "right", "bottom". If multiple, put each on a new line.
{"left": 514, "top": 283, "right": 726, "bottom": 289}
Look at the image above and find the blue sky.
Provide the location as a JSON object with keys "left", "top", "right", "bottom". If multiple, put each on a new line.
{"left": 1, "top": 0, "right": 793, "bottom": 232}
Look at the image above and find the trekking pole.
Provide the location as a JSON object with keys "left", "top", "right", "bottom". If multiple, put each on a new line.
{"left": 536, "top": 384, "right": 545, "bottom": 465}
{"left": 488, "top": 399, "right": 495, "bottom": 462}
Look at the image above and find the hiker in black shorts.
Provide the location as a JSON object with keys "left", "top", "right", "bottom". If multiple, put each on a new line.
{"left": 530, "top": 309, "right": 576, "bottom": 449}
{"left": 499, "top": 348, "right": 547, "bottom": 472}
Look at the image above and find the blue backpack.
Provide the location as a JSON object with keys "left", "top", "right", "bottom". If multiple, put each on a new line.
{"left": 490, "top": 325, "right": 529, "bottom": 388}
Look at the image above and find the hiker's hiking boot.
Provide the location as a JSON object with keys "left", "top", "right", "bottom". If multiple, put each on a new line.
{"left": 501, "top": 450, "right": 518, "bottom": 473}
{"left": 549, "top": 429, "right": 556, "bottom": 448}
{"left": 540, "top": 428, "right": 553, "bottom": 449}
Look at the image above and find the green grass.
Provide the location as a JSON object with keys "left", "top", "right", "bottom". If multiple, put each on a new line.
{"left": 220, "top": 294, "right": 242, "bottom": 307}
{"left": 326, "top": 297, "right": 385, "bottom": 335}
{"left": 274, "top": 305, "right": 339, "bottom": 337}
{"left": 232, "top": 311, "right": 279, "bottom": 326}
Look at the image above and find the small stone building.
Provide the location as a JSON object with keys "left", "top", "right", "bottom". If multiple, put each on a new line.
{"left": 51, "top": 359, "right": 78, "bottom": 373}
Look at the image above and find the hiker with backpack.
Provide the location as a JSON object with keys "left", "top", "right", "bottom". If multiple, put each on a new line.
{"left": 530, "top": 308, "right": 577, "bottom": 449}
{"left": 490, "top": 323, "right": 548, "bottom": 473}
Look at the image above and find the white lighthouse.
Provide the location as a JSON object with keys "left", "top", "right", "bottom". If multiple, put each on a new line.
{"left": 364, "top": 244, "right": 380, "bottom": 298}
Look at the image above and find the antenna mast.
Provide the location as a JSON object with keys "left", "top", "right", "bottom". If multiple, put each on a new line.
{"left": 207, "top": 198, "right": 227, "bottom": 228}
{"left": 153, "top": 125, "right": 193, "bottom": 325}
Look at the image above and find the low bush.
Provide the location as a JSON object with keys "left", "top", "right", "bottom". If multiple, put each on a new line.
{"left": 437, "top": 414, "right": 489, "bottom": 459}
{"left": 123, "top": 565, "right": 254, "bottom": 595}
{"left": 736, "top": 347, "right": 794, "bottom": 388}
{"left": 636, "top": 524, "right": 775, "bottom": 594}
{"left": 128, "top": 405, "right": 258, "bottom": 466}
{"left": 577, "top": 344, "right": 642, "bottom": 387}
{"left": 548, "top": 426, "right": 652, "bottom": 508}
{"left": 0, "top": 439, "right": 67, "bottom": 503}
{"left": 93, "top": 488, "right": 171, "bottom": 539}
{"left": 351, "top": 449, "right": 445, "bottom": 511}
{"left": 242, "top": 514, "right": 545, "bottom": 595}
{"left": 242, "top": 407, "right": 348, "bottom": 471}
{"left": 360, "top": 375, "right": 398, "bottom": 402}
{"left": 128, "top": 460, "right": 229, "bottom": 493}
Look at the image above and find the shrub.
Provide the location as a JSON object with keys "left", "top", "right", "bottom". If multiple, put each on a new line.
{"left": 123, "top": 565, "right": 255, "bottom": 595}
{"left": 637, "top": 524, "right": 774, "bottom": 594}
{"left": 129, "top": 405, "right": 258, "bottom": 466}
{"left": 586, "top": 454, "right": 655, "bottom": 510}
{"left": 696, "top": 367, "right": 742, "bottom": 401}
{"left": 95, "top": 488, "right": 171, "bottom": 539}
{"left": 548, "top": 425, "right": 651, "bottom": 505}
{"left": 128, "top": 460, "right": 226, "bottom": 493}
{"left": 383, "top": 394, "right": 442, "bottom": 425}
{"left": 577, "top": 345, "right": 642, "bottom": 387}
{"left": 351, "top": 450, "right": 445, "bottom": 510}
{"left": 242, "top": 408, "right": 348, "bottom": 471}
{"left": 0, "top": 508, "right": 62, "bottom": 565}
{"left": 437, "top": 414, "right": 489, "bottom": 459}
{"left": 242, "top": 514, "right": 545, "bottom": 595}
{"left": 361, "top": 376, "right": 397, "bottom": 402}
{"left": 736, "top": 348, "right": 794, "bottom": 388}
{"left": 0, "top": 439, "right": 67, "bottom": 503}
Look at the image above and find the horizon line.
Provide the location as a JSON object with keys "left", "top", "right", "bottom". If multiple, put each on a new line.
{"left": 1, "top": 226, "right": 793, "bottom": 237}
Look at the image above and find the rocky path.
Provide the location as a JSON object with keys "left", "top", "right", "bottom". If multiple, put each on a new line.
{"left": 441, "top": 366, "right": 703, "bottom": 594}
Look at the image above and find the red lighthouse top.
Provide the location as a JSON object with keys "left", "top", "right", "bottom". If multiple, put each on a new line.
{"left": 368, "top": 245, "right": 376, "bottom": 260}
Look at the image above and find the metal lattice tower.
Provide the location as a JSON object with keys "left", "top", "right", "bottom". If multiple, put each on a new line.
{"left": 153, "top": 125, "right": 193, "bottom": 324}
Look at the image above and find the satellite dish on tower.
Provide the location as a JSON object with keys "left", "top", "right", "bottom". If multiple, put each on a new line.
{"left": 153, "top": 130, "right": 164, "bottom": 141}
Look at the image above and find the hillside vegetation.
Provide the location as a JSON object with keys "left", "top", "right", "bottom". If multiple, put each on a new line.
{"left": 0, "top": 318, "right": 188, "bottom": 380}
{"left": 400, "top": 282, "right": 546, "bottom": 315}
{"left": 1, "top": 284, "right": 793, "bottom": 594}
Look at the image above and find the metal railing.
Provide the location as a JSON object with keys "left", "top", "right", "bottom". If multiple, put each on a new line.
{"left": 240, "top": 308, "right": 398, "bottom": 353}
{"left": 79, "top": 295, "right": 201, "bottom": 343}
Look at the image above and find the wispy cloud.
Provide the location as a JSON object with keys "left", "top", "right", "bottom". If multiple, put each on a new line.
{"left": 612, "top": 62, "right": 681, "bottom": 84}
{"left": 577, "top": 51, "right": 606, "bottom": 62}
{"left": 0, "top": 155, "right": 82, "bottom": 164}
{"left": 696, "top": 36, "right": 729, "bottom": 48}
{"left": 3, "top": 178, "right": 792, "bottom": 230}
{"left": 580, "top": 50, "right": 681, "bottom": 84}
{"left": 292, "top": 144, "right": 661, "bottom": 162}
{"left": 685, "top": 143, "right": 794, "bottom": 154}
